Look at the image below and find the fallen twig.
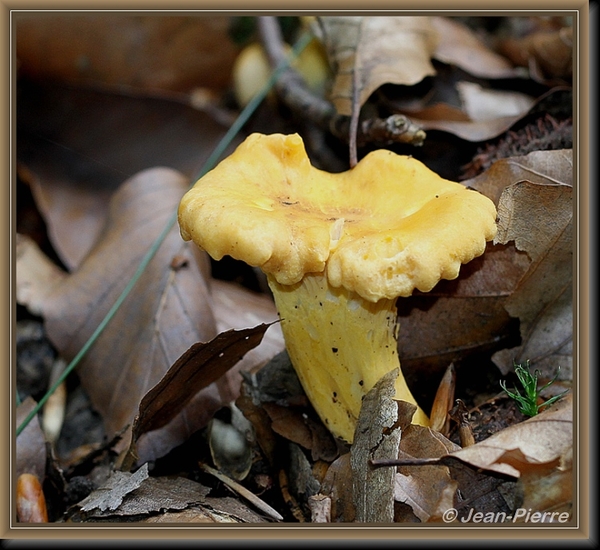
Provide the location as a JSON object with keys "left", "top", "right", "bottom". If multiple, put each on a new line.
{"left": 257, "top": 15, "right": 426, "bottom": 163}
{"left": 199, "top": 462, "right": 284, "bottom": 522}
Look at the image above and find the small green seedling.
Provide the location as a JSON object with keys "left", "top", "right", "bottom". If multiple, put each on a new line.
{"left": 500, "top": 360, "right": 569, "bottom": 417}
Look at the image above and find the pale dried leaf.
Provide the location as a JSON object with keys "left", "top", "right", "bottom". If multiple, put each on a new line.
{"left": 492, "top": 176, "right": 573, "bottom": 376}
{"left": 456, "top": 81, "right": 535, "bottom": 122}
{"left": 146, "top": 507, "right": 244, "bottom": 523}
{"left": 431, "top": 16, "right": 523, "bottom": 79}
{"left": 142, "top": 507, "right": 241, "bottom": 523}
{"left": 517, "top": 447, "right": 572, "bottom": 521}
{"left": 15, "top": 233, "right": 66, "bottom": 317}
{"left": 406, "top": 88, "right": 570, "bottom": 142}
{"left": 393, "top": 424, "right": 460, "bottom": 522}
{"left": 450, "top": 394, "right": 572, "bottom": 478}
{"left": 39, "top": 168, "right": 219, "bottom": 461}
{"left": 425, "top": 481, "right": 460, "bottom": 523}
{"left": 466, "top": 149, "right": 573, "bottom": 205}
{"left": 144, "top": 498, "right": 267, "bottom": 523}
{"left": 316, "top": 16, "right": 438, "bottom": 116}
{"left": 394, "top": 472, "right": 457, "bottom": 523}
{"left": 495, "top": 183, "right": 573, "bottom": 258}
{"left": 408, "top": 113, "right": 527, "bottom": 142}
{"left": 320, "top": 453, "right": 355, "bottom": 522}
{"left": 79, "top": 463, "right": 150, "bottom": 513}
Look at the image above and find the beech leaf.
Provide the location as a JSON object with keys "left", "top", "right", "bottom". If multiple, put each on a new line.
{"left": 392, "top": 424, "right": 460, "bottom": 522}
{"left": 450, "top": 393, "right": 572, "bottom": 478}
{"left": 128, "top": 324, "right": 272, "bottom": 461}
{"left": 39, "top": 169, "right": 218, "bottom": 447}
{"left": 142, "top": 500, "right": 267, "bottom": 523}
{"left": 15, "top": 233, "right": 66, "bottom": 317}
{"left": 397, "top": 149, "right": 573, "bottom": 384}
{"left": 491, "top": 166, "right": 573, "bottom": 376}
{"left": 517, "top": 449, "right": 572, "bottom": 520}
{"left": 430, "top": 16, "right": 522, "bottom": 79}
{"left": 34, "top": 168, "right": 242, "bottom": 463}
{"left": 316, "top": 16, "right": 438, "bottom": 116}
{"left": 406, "top": 87, "right": 567, "bottom": 143}
{"left": 17, "top": 168, "right": 284, "bottom": 464}
{"left": 467, "top": 149, "right": 573, "bottom": 205}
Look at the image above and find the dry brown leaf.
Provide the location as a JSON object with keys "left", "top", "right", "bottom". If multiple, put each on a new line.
{"left": 466, "top": 148, "right": 573, "bottom": 205}
{"left": 73, "top": 463, "right": 229, "bottom": 522}
{"left": 26, "top": 167, "right": 281, "bottom": 466}
{"left": 262, "top": 402, "right": 313, "bottom": 451}
{"left": 315, "top": 16, "right": 438, "bottom": 116}
{"left": 498, "top": 25, "right": 573, "bottom": 81}
{"left": 74, "top": 464, "right": 269, "bottom": 523}
{"left": 17, "top": 82, "right": 239, "bottom": 271}
{"left": 15, "top": 13, "right": 240, "bottom": 93}
{"left": 143, "top": 499, "right": 267, "bottom": 523}
{"left": 393, "top": 424, "right": 460, "bottom": 522}
{"left": 15, "top": 233, "right": 66, "bottom": 317}
{"left": 124, "top": 324, "right": 273, "bottom": 469}
{"left": 450, "top": 393, "right": 572, "bottom": 478}
{"left": 411, "top": 114, "right": 529, "bottom": 143}
{"left": 430, "top": 17, "right": 523, "bottom": 79}
{"left": 455, "top": 81, "right": 535, "bottom": 122}
{"left": 491, "top": 168, "right": 573, "bottom": 377}
{"left": 78, "top": 463, "right": 150, "bottom": 513}
{"left": 405, "top": 87, "right": 570, "bottom": 142}
{"left": 210, "top": 279, "right": 285, "bottom": 375}
{"left": 516, "top": 448, "right": 572, "bottom": 521}
{"left": 394, "top": 474, "right": 458, "bottom": 523}
{"left": 397, "top": 149, "right": 573, "bottom": 387}
{"left": 130, "top": 284, "right": 285, "bottom": 465}
{"left": 396, "top": 243, "right": 528, "bottom": 382}
{"left": 37, "top": 168, "right": 218, "bottom": 461}
{"left": 320, "top": 452, "right": 355, "bottom": 522}
{"left": 390, "top": 396, "right": 571, "bottom": 522}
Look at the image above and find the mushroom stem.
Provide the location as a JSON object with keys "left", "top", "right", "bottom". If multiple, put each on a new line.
{"left": 267, "top": 272, "right": 429, "bottom": 443}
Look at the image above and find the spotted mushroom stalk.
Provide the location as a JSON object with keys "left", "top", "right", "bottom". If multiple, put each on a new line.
{"left": 178, "top": 133, "right": 497, "bottom": 443}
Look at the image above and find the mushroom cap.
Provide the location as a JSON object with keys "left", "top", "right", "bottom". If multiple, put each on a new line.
{"left": 178, "top": 133, "right": 497, "bottom": 302}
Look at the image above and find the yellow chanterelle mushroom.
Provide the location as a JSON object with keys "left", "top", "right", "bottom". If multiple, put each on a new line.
{"left": 178, "top": 133, "right": 497, "bottom": 443}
